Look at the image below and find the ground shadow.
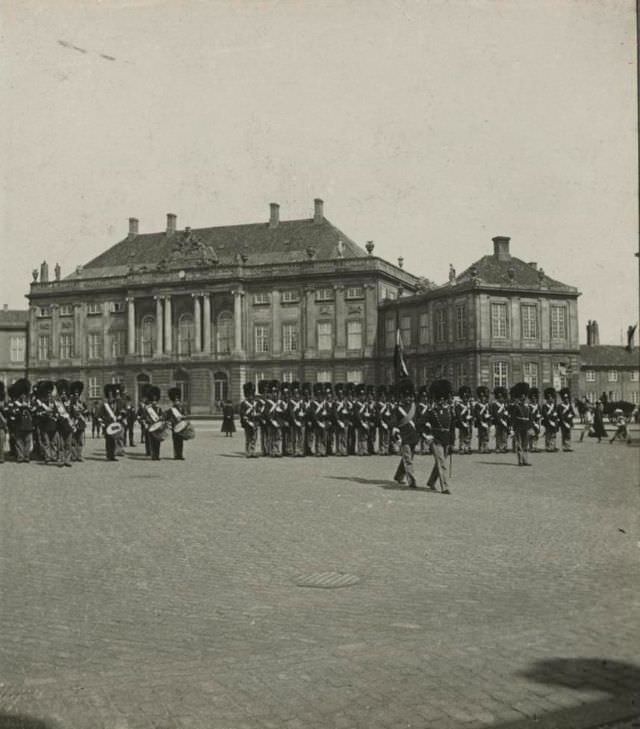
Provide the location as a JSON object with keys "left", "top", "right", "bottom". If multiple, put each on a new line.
{"left": 477, "top": 461, "right": 522, "bottom": 467}
{"left": 489, "top": 657, "right": 639, "bottom": 728}
{"left": 327, "top": 475, "right": 440, "bottom": 493}
{"left": 0, "top": 712, "right": 61, "bottom": 729}
{"left": 219, "top": 453, "right": 249, "bottom": 458}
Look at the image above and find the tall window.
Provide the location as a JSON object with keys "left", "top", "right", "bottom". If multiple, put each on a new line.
{"left": 317, "top": 322, "right": 333, "bottom": 351}
{"left": 217, "top": 311, "right": 233, "bottom": 354}
{"left": 385, "top": 317, "right": 396, "bottom": 349}
{"left": 632, "top": 391, "right": 639, "bottom": 404}
{"left": 255, "top": 325, "right": 270, "bottom": 353}
{"left": 178, "top": 314, "right": 195, "bottom": 355}
{"left": 347, "top": 320, "right": 363, "bottom": 350}
{"left": 87, "top": 302, "right": 102, "bottom": 315}
{"left": 282, "top": 323, "right": 298, "bottom": 353}
{"left": 10, "top": 335, "right": 25, "bottom": 362}
{"left": 88, "top": 333, "right": 103, "bottom": 359}
{"left": 315, "top": 288, "right": 334, "bottom": 302}
{"left": 346, "top": 286, "right": 364, "bottom": 300}
{"left": 140, "top": 316, "right": 155, "bottom": 356}
{"left": 585, "top": 370, "right": 596, "bottom": 382}
{"left": 281, "top": 370, "right": 295, "bottom": 383}
{"left": 551, "top": 306, "right": 567, "bottom": 338}
{"left": 493, "top": 361, "right": 508, "bottom": 388}
{"left": 110, "top": 331, "right": 125, "bottom": 358}
{"left": 631, "top": 371, "right": 639, "bottom": 382}
{"left": 88, "top": 377, "right": 100, "bottom": 399}
{"left": 455, "top": 361, "right": 467, "bottom": 387}
{"left": 434, "top": 309, "right": 448, "bottom": 342}
{"left": 37, "top": 306, "right": 51, "bottom": 318}
{"left": 455, "top": 305, "right": 467, "bottom": 340}
{"left": 419, "top": 313, "right": 429, "bottom": 345}
{"left": 59, "top": 304, "right": 73, "bottom": 317}
{"left": 346, "top": 368, "right": 363, "bottom": 383}
{"left": 109, "top": 301, "right": 125, "bottom": 314}
{"left": 400, "top": 316, "right": 411, "bottom": 346}
{"left": 59, "top": 333, "right": 74, "bottom": 359}
{"left": 37, "top": 335, "right": 50, "bottom": 361}
{"left": 491, "top": 303, "right": 508, "bottom": 338}
{"left": 254, "top": 371, "right": 266, "bottom": 386}
{"left": 607, "top": 370, "right": 618, "bottom": 382}
{"left": 521, "top": 304, "right": 538, "bottom": 339}
{"left": 523, "top": 362, "right": 539, "bottom": 387}
{"left": 316, "top": 370, "right": 331, "bottom": 382}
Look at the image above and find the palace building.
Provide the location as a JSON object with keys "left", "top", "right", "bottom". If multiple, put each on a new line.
{"left": 26, "top": 200, "right": 419, "bottom": 412}
{"left": 378, "top": 236, "right": 581, "bottom": 393}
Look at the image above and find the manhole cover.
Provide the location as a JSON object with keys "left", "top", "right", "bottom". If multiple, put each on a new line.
{"left": 295, "top": 572, "right": 360, "bottom": 589}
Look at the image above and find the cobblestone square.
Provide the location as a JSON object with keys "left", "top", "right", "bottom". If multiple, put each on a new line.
{"left": 0, "top": 426, "right": 638, "bottom": 729}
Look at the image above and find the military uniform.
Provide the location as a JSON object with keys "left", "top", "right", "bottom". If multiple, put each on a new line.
{"left": 392, "top": 380, "right": 419, "bottom": 487}
{"left": 455, "top": 386, "right": 473, "bottom": 454}
{"left": 53, "top": 379, "right": 74, "bottom": 467}
{"left": 491, "top": 387, "right": 510, "bottom": 453}
{"left": 240, "top": 383, "right": 260, "bottom": 458}
{"left": 68, "top": 381, "right": 88, "bottom": 461}
{"left": 557, "top": 388, "right": 575, "bottom": 452}
{"left": 165, "top": 387, "right": 187, "bottom": 460}
{"left": 509, "top": 382, "right": 533, "bottom": 466}
{"left": 474, "top": 386, "right": 491, "bottom": 453}
{"left": 541, "top": 388, "right": 559, "bottom": 452}
{"left": 353, "top": 385, "right": 370, "bottom": 456}
{"left": 288, "top": 383, "right": 306, "bottom": 457}
{"left": 332, "top": 384, "right": 350, "bottom": 456}
{"left": 98, "top": 385, "right": 122, "bottom": 461}
{"left": 528, "top": 388, "right": 542, "bottom": 452}
{"left": 376, "top": 387, "right": 393, "bottom": 455}
{"left": 7, "top": 379, "right": 35, "bottom": 463}
{"left": 0, "top": 382, "right": 7, "bottom": 463}
{"left": 425, "top": 379, "right": 455, "bottom": 494}
{"left": 34, "top": 382, "right": 58, "bottom": 463}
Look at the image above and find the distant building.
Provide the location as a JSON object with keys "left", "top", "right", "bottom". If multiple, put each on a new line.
{"left": 25, "top": 200, "right": 418, "bottom": 412}
{"left": 579, "top": 322, "right": 639, "bottom": 404}
{"left": 0, "top": 306, "right": 29, "bottom": 386}
{"left": 378, "top": 236, "right": 581, "bottom": 392}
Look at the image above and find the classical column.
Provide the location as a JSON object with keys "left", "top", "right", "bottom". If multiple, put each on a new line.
{"left": 164, "top": 295, "right": 172, "bottom": 354}
{"left": 193, "top": 294, "right": 202, "bottom": 353}
{"left": 233, "top": 290, "right": 243, "bottom": 353}
{"left": 127, "top": 296, "right": 136, "bottom": 355}
{"left": 202, "top": 293, "right": 212, "bottom": 354}
{"left": 154, "top": 296, "right": 163, "bottom": 357}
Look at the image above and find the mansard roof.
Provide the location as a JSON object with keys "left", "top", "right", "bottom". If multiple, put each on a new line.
{"left": 455, "top": 255, "right": 576, "bottom": 292}
{"left": 81, "top": 217, "right": 368, "bottom": 274}
{"left": 579, "top": 345, "right": 639, "bottom": 368}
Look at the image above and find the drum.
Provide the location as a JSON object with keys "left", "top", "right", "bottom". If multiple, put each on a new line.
{"left": 174, "top": 420, "right": 195, "bottom": 440}
{"left": 148, "top": 420, "right": 168, "bottom": 441}
{"left": 106, "top": 422, "right": 124, "bottom": 437}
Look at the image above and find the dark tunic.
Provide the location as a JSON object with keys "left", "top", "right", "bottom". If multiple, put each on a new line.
{"left": 221, "top": 403, "right": 236, "bottom": 433}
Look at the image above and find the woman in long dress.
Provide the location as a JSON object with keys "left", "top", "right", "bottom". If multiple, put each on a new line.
{"left": 221, "top": 400, "right": 236, "bottom": 437}
{"left": 591, "top": 401, "right": 607, "bottom": 443}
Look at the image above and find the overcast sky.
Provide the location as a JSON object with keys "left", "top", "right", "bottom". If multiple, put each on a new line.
{"left": 1, "top": 0, "right": 637, "bottom": 344}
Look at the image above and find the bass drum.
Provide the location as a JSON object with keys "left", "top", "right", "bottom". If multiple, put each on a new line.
{"left": 148, "top": 420, "right": 168, "bottom": 441}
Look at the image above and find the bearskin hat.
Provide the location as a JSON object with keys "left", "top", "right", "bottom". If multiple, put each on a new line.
{"left": 301, "top": 382, "right": 312, "bottom": 396}
{"left": 398, "top": 378, "right": 415, "bottom": 398}
{"left": 291, "top": 381, "right": 301, "bottom": 393}
{"left": 510, "top": 382, "right": 530, "bottom": 399}
{"left": 168, "top": 387, "right": 181, "bottom": 402}
{"left": 55, "top": 379, "right": 70, "bottom": 397}
{"left": 476, "top": 385, "right": 489, "bottom": 399}
{"left": 355, "top": 383, "right": 366, "bottom": 396}
{"left": 324, "top": 382, "right": 333, "bottom": 395}
{"left": 345, "top": 382, "right": 355, "bottom": 395}
{"left": 104, "top": 383, "right": 116, "bottom": 399}
{"left": 543, "top": 387, "right": 557, "bottom": 400}
{"left": 559, "top": 387, "right": 571, "bottom": 399}
{"left": 70, "top": 381, "right": 84, "bottom": 396}
{"left": 430, "top": 379, "right": 452, "bottom": 401}
{"left": 417, "top": 385, "right": 428, "bottom": 398}
{"left": 114, "top": 382, "right": 125, "bottom": 393}
{"left": 242, "top": 382, "right": 255, "bottom": 398}
{"left": 8, "top": 378, "right": 30, "bottom": 400}
{"left": 365, "top": 384, "right": 375, "bottom": 397}
{"left": 149, "top": 385, "right": 161, "bottom": 401}
{"left": 388, "top": 383, "right": 398, "bottom": 400}
{"left": 269, "top": 380, "right": 279, "bottom": 393}
{"left": 36, "top": 380, "right": 54, "bottom": 398}
{"left": 458, "top": 385, "right": 471, "bottom": 399}
{"left": 529, "top": 387, "right": 539, "bottom": 399}
{"left": 257, "top": 379, "right": 268, "bottom": 396}
{"left": 377, "top": 384, "right": 387, "bottom": 397}
{"left": 333, "top": 382, "right": 344, "bottom": 396}
{"left": 313, "top": 382, "right": 324, "bottom": 396}
{"left": 493, "top": 386, "right": 507, "bottom": 399}
{"left": 0, "top": 381, "right": 4, "bottom": 401}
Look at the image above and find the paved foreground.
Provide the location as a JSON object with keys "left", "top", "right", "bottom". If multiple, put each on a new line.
{"left": 0, "top": 428, "right": 638, "bottom": 729}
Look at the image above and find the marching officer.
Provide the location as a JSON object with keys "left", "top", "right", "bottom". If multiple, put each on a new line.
{"left": 424, "top": 379, "right": 455, "bottom": 494}
{"left": 509, "top": 382, "right": 534, "bottom": 466}
{"left": 392, "top": 379, "right": 418, "bottom": 487}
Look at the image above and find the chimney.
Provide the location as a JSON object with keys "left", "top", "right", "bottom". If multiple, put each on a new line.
{"left": 626, "top": 324, "right": 637, "bottom": 351}
{"left": 492, "top": 236, "right": 511, "bottom": 262}
{"left": 269, "top": 203, "right": 280, "bottom": 228}
{"left": 586, "top": 320, "right": 592, "bottom": 346}
{"left": 166, "top": 213, "right": 177, "bottom": 235}
{"left": 128, "top": 217, "right": 139, "bottom": 236}
{"left": 313, "top": 198, "right": 324, "bottom": 224}
{"left": 592, "top": 320, "right": 600, "bottom": 345}
{"left": 3, "top": 304, "right": 7, "bottom": 311}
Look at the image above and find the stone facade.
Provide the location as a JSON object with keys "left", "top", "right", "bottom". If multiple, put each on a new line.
{"left": 0, "top": 307, "right": 28, "bottom": 386}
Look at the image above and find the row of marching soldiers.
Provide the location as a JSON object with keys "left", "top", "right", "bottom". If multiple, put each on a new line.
{"left": 0, "top": 378, "right": 88, "bottom": 465}
{"left": 238, "top": 380, "right": 578, "bottom": 459}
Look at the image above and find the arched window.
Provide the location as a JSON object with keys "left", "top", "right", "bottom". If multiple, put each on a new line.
{"left": 140, "top": 316, "right": 155, "bottom": 357}
{"left": 177, "top": 313, "right": 194, "bottom": 355}
{"left": 217, "top": 311, "right": 233, "bottom": 354}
